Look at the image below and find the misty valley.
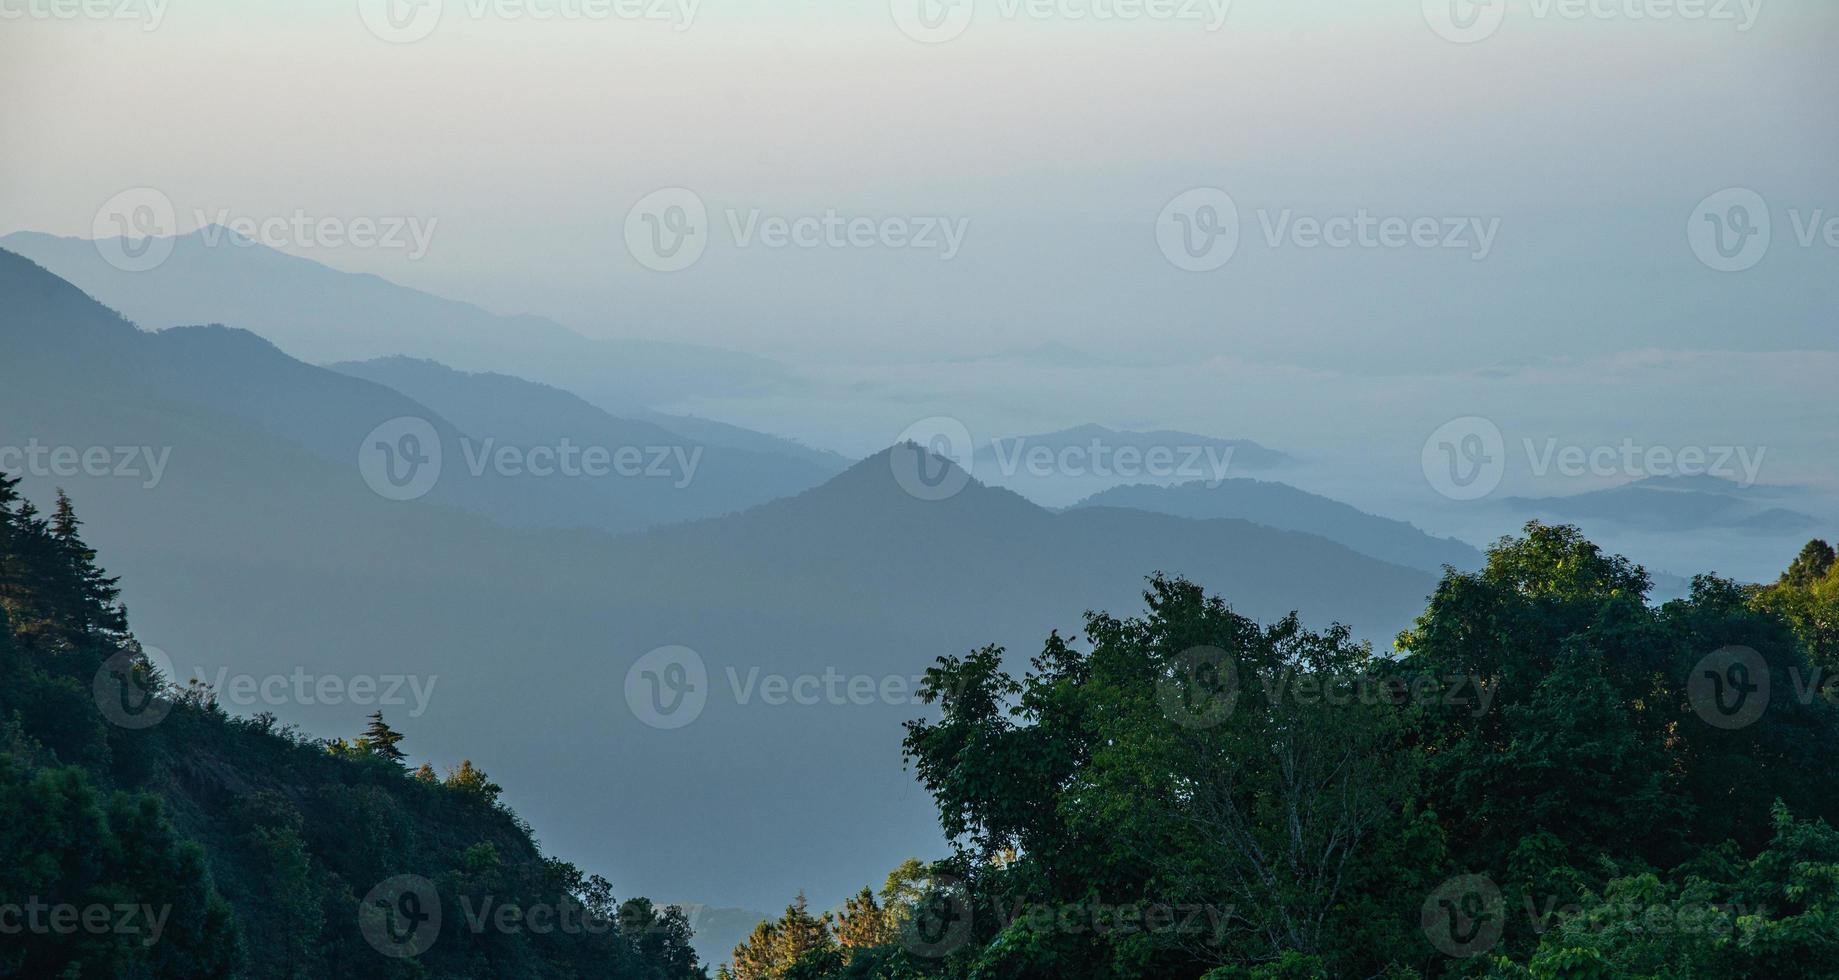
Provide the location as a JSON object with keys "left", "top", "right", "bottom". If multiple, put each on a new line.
{"left": 2, "top": 4, "right": 1836, "bottom": 979}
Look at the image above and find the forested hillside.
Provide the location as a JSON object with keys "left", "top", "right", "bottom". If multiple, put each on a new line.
{"left": 0, "top": 471, "right": 702, "bottom": 980}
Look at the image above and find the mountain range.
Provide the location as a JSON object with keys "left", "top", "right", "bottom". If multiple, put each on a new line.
{"left": 0, "top": 245, "right": 1441, "bottom": 914}
{"left": 0, "top": 228, "right": 814, "bottom": 423}
{"left": 1072, "top": 479, "right": 1483, "bottom": 573}
{"left": 1503, "top": 475, "right": 1821, "bottom": 535}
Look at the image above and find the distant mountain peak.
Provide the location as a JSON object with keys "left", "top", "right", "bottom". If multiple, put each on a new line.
{"left": 767, "top": 442, "right": 1043, "bottom": 518}
{"left": 1627, "top": 473, "right": 1771, "bottom": 495}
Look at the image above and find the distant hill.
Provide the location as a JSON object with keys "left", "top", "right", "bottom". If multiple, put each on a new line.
{"left": 1072, "top": 479, "right": 1483, "bottom": 573}
{"left": 0, "top": 246, "right": 833, "bottom": 535}
{"left": 1504, "top": 475, "right": 1819, "bottom": 534}
{"left": 0, "top": 248, "right": 1437, "bottom": 912}
{"left": 0, "top": 227, "right": 792, "bottom": 414}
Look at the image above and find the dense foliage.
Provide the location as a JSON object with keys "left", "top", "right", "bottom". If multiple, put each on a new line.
{"left": 733, "top": 524, "right": 1839, "bottom": 979}
{"left": 0, "top": 472, "right": 703, "bottom": 980}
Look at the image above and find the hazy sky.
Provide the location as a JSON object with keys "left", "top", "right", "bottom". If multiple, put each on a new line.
{"left": 3, "top": 0, "right": 1834, "bottom": 368}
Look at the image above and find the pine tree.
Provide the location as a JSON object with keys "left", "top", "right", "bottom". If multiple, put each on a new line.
{"left": 0, "top": 470, "right": 21, "bottom": 606}
{"left": 48, "top": 490, "right": 125, "bottom": 636}
{"left": 356, "top": 711, "right": 406, "bottom": 763}
{"left": 774, "top": 893, "right": 831, "bottom": 967}
{"left": 832, "top": 886, "right": 893, "bottom": 950}
{"left": 728, "top": 893, "right": 836, "bottom": 979}
{"left": 728, "top": 918, "right": 780, "bottom": 980}
{"left": 3, "top": 497, "right": 61, "bottom": 639}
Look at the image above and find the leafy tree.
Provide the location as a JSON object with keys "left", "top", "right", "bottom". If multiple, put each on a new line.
{"left": 903, "top": 575, "right": 1419, "bottom": 976}
{"left": 1753, "top": 537, "right": 1839, "bottom": 670}
{"left": 1781, "top": 539, "right": 1835, "bottom": 589}
{"left": 620, "top": 896, "right": 702, "bottom": 979}
{"left": 0, "top": 750, "right": 242, "bottom": 978}
{"left": 444, "top": 758, "right": 503, "bottom": 805}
